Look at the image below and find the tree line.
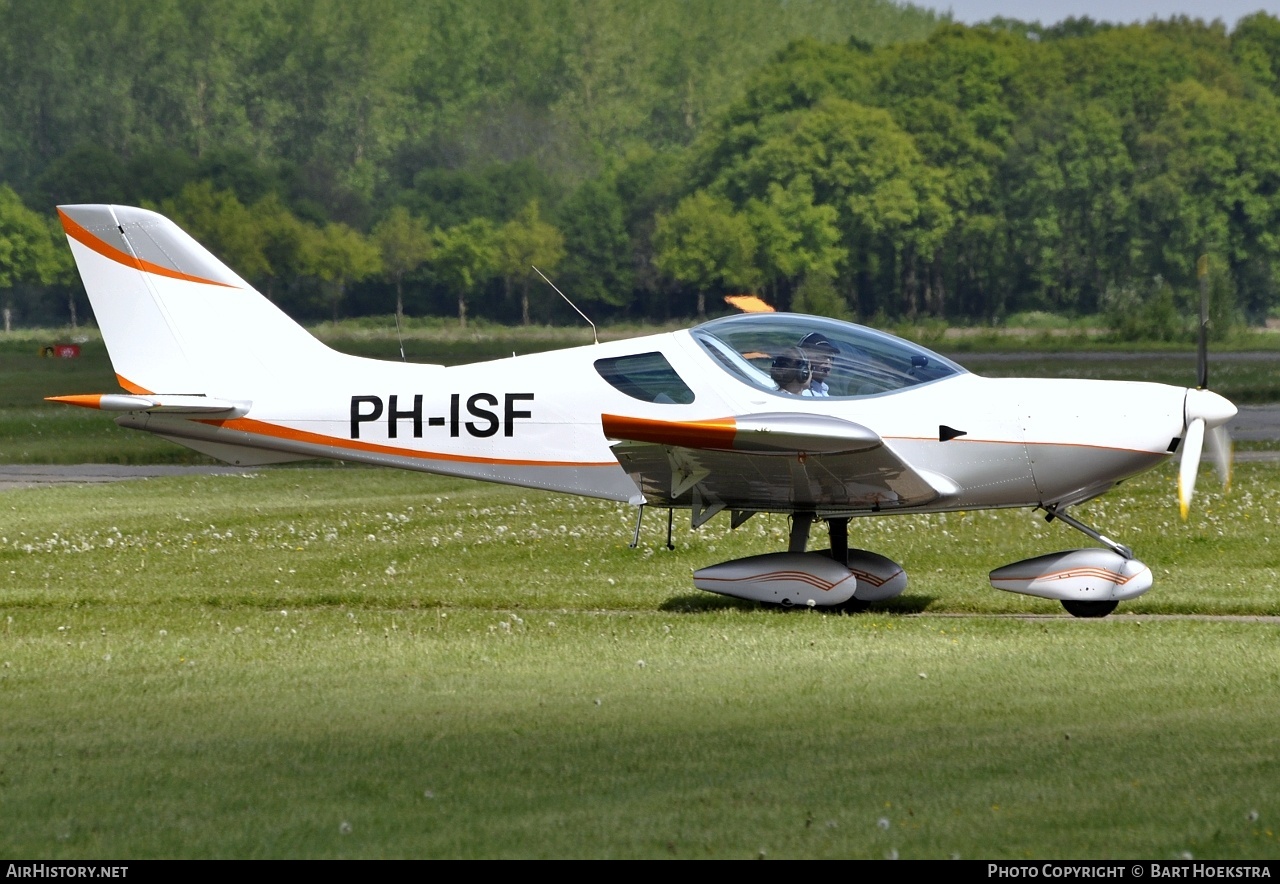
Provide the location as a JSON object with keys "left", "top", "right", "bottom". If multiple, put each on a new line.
{"left": 2, "top": 2, "right": 1279, "bottom": 337}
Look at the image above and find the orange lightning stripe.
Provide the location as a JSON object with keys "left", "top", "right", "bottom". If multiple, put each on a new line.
{"left": 58, "top": 208, "right": 235, "bottom": 288}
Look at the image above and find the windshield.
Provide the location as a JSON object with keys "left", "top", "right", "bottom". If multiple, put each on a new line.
{"left": 691, "top": 313, "right": 964, "bottom": 398}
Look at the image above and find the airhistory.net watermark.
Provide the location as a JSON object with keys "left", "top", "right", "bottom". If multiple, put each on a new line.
{"left": 6, "top": 866, "right": 128, "bottom": 878}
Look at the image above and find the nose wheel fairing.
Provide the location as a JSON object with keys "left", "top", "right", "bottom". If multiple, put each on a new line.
{"left": 989, "top": 550, "right": 1152, "bottom": 603}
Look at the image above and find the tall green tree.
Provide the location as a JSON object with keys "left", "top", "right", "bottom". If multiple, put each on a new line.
{"left": 555, "top": 175, "right": 634, "bottom": 312}
{"left": 431, "top": 218, "right": 497, "bottom": 328}
{"left": 653, "top": 191, "right": 759, "bottom": 319}
{"left": 1003, "top": 102, "right": 1135, "bottom": 315}
{"left": 373, "top": 206, "right": 433, "bottom": 320}
{"left": 1134, "top": 79, "right": 1280, "bottom": 324}
{"left": 744, "top": 180, "right": 842, "bottom": 308}
{"left": 303, "top": 222, "right": 382, "bottom": 323}
{"left": 0, "top": 187, "right": 69, "bottom": 324}
{"left": 497, "top": 201, "right": 566, "bottom": 325}
{"left": 251, "top": 193, "right": 314, "bottom": 306}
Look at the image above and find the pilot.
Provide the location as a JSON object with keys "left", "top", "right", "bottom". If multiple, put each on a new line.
{"left": 770, "top": 348, "right": 813, "bottom": 396}
{"left": 798, "top": 332, "right": 839, "bottom": 397}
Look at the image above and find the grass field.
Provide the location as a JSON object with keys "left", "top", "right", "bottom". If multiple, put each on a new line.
{"left": 2, "top": 322, "right": 1279, "bottom": 858}
{"left": 2, "top": 464, "right": 1279, "bottom": 858}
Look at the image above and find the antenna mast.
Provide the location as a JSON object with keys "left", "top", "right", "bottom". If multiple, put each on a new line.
{"left": 533, "top": 266, "right": 598, "bottom": 345}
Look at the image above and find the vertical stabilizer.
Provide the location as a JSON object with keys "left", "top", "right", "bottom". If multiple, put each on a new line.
{"left": 58, "top": 204, "right": 336, "bottom": 396}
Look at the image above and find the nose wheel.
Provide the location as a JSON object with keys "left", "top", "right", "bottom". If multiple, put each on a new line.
{"left": 1060, "top": 599, "right": 1119, "bottom": 619}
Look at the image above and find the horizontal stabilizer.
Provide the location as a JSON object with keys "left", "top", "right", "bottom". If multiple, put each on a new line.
{"left": 47, "top": 393, "right": 249, "bottom": 416}
{"left": 153, "top": 435, "right": 312, "bottom": 466}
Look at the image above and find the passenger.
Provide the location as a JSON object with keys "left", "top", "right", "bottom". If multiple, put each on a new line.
{"left": 770, "top": 348, "right": 813, "bottom": 396}
{"left": 798, "top": 332, "right": 839, "bottom": 397}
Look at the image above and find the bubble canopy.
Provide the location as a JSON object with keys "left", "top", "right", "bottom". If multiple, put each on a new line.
{"left": 691, "top": 313, "right": 965, "bottom": 399}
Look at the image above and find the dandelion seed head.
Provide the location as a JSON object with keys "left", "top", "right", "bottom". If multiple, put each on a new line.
{"left": 339, "top": 821, "right": 352, "bottom": 835}
{"left": 877, "top": 817, "right": 890, "bottom": 830}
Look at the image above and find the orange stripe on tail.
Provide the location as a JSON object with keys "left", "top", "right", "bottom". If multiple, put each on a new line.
{"left": 57, "top": 208, "right": 234, "bottom": 289}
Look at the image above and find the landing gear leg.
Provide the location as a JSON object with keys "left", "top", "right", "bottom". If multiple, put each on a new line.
{"left": 1042, "top": 504, "right": 1133, "bottom": 559}
{"left": 826, "top": 516, "right": 870, "bottom": 612}
{"left": 789, "top": 512, "right": 814, "bottom": 553}
{"left": 630, "top": 505, "right": 644, "bottom": 549}
{"left": 828, "top": 517, "right": 849, "bottom": 566}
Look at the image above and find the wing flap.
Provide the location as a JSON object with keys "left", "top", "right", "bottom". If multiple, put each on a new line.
{"left": 604, "top": 412, "right": 949, "bottom": 513}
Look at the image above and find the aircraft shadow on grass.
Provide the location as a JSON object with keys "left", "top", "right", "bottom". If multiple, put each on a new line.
{"left": 659, "top": 593, "right": 937, "bottom": 615}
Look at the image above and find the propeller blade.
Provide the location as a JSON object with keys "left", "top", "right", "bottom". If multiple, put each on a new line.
{"left": 1178, "top": 417, "right": 1205, "bottom": 520}
{"left": 1207, "top": 423, "right": 1233, "bottom": 492}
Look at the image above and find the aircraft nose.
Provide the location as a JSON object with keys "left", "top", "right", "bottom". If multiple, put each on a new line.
{"left": 1185, "top": 388, "right": 1237, "bottom": 429}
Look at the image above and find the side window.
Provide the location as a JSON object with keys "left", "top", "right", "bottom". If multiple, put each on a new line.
{"left": 594, "top": 352, "right": 695, "bottom": 404}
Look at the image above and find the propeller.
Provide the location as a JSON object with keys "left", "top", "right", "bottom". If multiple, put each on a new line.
{"left": 1177, "top": 256, "right": 1235, "bottom": 519}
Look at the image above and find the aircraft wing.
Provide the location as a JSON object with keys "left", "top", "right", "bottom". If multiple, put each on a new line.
{"left": 602, "top": 413, "right": 955, "bottom": 519}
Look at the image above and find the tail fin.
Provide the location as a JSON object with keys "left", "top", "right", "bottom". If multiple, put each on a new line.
{"left": 58, "top": 204, "right": 336, "bottom": 396}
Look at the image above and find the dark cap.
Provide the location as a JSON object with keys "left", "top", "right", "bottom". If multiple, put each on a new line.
{"left": 798, "top": 332, "right": 838, "bottom": 354}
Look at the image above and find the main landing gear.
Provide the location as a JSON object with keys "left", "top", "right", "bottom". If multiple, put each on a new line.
{"left": 692, "top": 512, "right": 907, "bottom": 610}
{"left": 648, "top": 502, "right": 1150, "bottom": 618}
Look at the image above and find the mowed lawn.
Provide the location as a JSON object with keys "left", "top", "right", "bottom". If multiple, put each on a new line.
{"left": 2, "top": 464, "right": 1279, "bottom": 858}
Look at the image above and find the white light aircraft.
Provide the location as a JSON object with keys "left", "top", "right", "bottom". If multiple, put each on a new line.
{"left": 51, "top": 205, "right": 1237, "bottom": 617}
